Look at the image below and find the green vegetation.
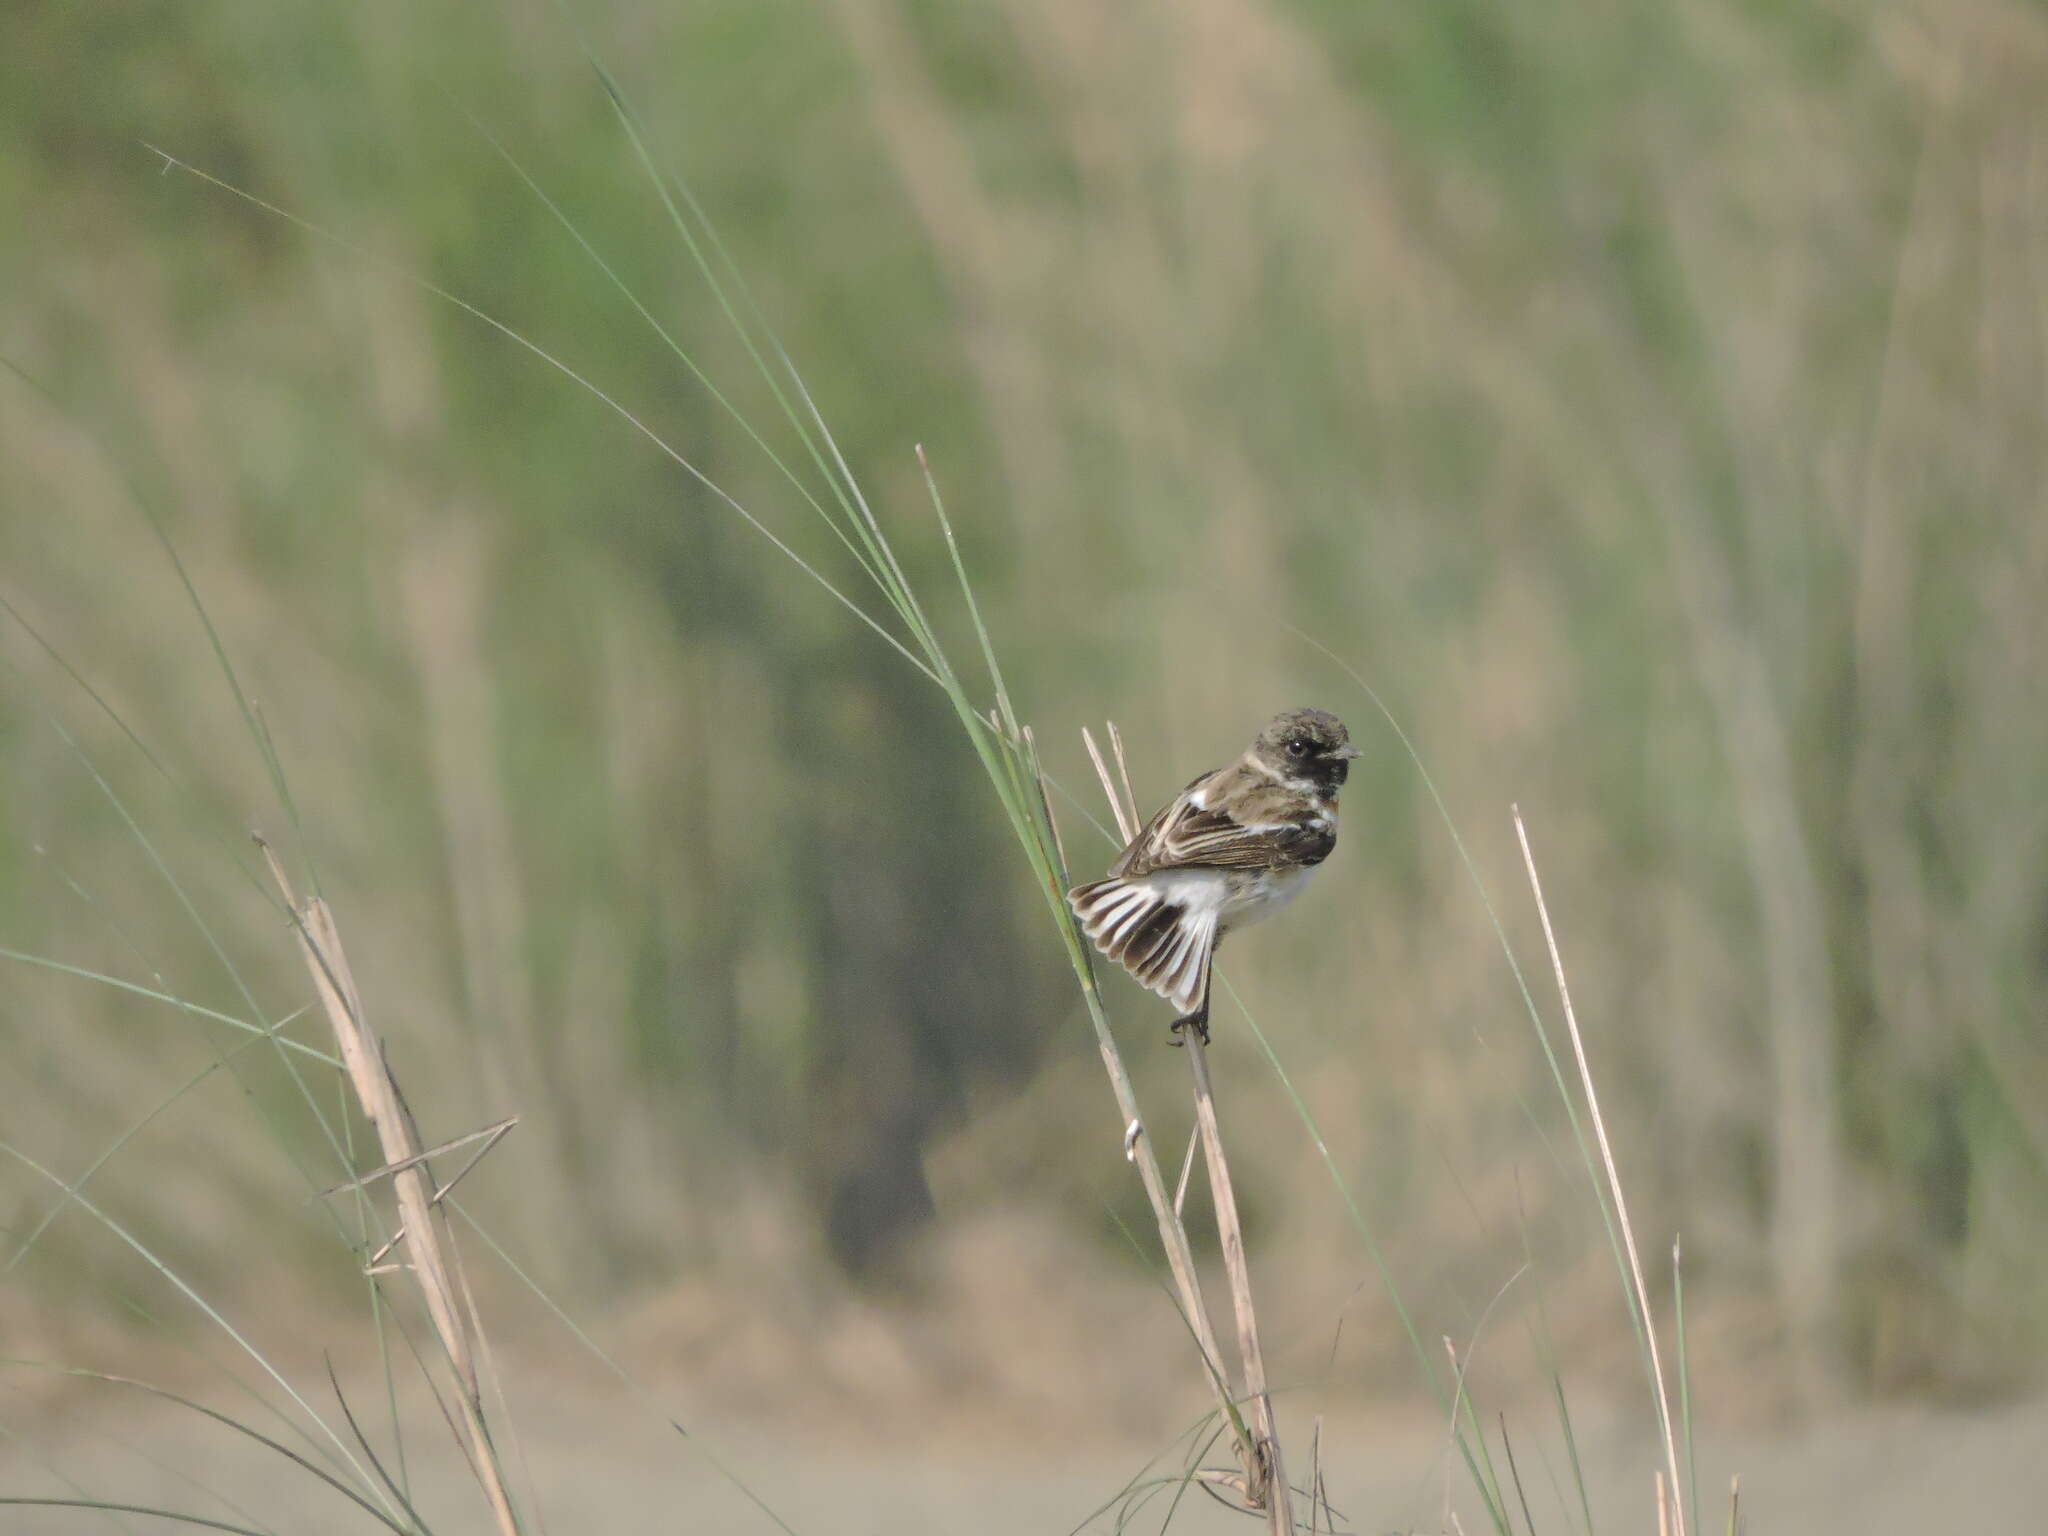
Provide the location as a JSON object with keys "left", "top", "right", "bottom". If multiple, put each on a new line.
{"left": 3, "top": 0, "right": 2044, "bottom": 1476}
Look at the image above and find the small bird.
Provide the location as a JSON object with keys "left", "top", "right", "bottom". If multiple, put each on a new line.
{"left": 1068, "top": 708, "right": 1360, "bottom": 1044}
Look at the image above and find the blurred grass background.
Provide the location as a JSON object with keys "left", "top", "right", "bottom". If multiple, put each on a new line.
{"left": 3, "top": 0, "right": 2046, "bottom": 1435}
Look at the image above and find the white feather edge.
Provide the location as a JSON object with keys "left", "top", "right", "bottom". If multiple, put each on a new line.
{"left": 1069, "top": 874, "right": 1221, "bottom": 1014}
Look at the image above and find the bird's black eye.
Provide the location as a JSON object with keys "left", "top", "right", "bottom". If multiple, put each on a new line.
{"left": 1287, "top": 737, "right": 1311, "bottom": 758}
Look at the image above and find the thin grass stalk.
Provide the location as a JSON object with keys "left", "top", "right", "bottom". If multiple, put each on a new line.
{"left": 1182, "top": 1033, "right": 1293, "bottom": 1532}
{"left": 1675, "top": 1234, "right": 1699, "bottom": 1536}
{"left": 885, "top": 461, "right": 1259, "bottom": 1483}
{"left": 261, "top": 844, "right": 519, "bottom": 1536}
{"left": 1059, "top": 1407, "right": 1223, "bottom": 1536}
{"left": 582, "top": 60, "right": 942, "bottom": 678}
{"left": 1081, "top": 728, "right": 1138, "bottom": 842}
{"left": 1513, "top": 806, "right": 1684, "bottom": 1536}
{"left": 1290, "top": 629, "right": 1656, "bottom": 1359}
{"left": 0, "top": 1414, "right": 220, "bottom": 1536}
{"left": 0, "top": 953, "right": 336, "bottom": 1069}
{"left": 1226, "top": 976, "right": 1515, "bottom": 1535}
{"left": 569, "top": 49, "right": 896, "bottom": 567}
{"left": 0, "top": 1497, "right": 271, "bottom": 1534}
{"left": 1308, "top": 1416, "right": 1324, "bottom": 1536}
{"left": 1499, "top": 1412, "right": 1538, "bottom": 1536}
{"left": 6, "top": 686, "right": 359, "bottom": 1210}
{"left": 0, "top": 1145, "right": 392, "bottom": 1513}
{"left": 1024, "top": 742, "right": 1258, "bottom": 1488}
{"left": 1105, "top": 723, "right": 1139, "bottom": 833}
{"left": 1071, "top": 724, "right": 1287, "bottom": 1519}
{"left": 3, "top": 1366, "right": 412, "bottom": 1535}
{"left": 1152, "top": 1418, "right": 1238, "bottom": 1533}
{"left": 0, "top": 576, "right": 274, "bottom": 916}
{"left": 1172, "top": 1126, "right": 1198, "bottom": 1220}
{"left": 1, "top": 383, "right": 412, "bottom": 1327}
{"left": 461, "top": 111, "right": 897, "bottom": 607}
{"left": 1513, "top": 1190, "right": 1597, "bottom": 1536}
{"left": 138, "top": 150, "right": 935, "bottom": 698}
{"left": 1439, "top": 1263, "right": 1527, "bottom": 1534}
{"left": 5, "top": 348, "right": 331, "bottom": 906}
{"left": 108, "top": 1291, "right": 373, "bottom": 1499}
{"left": 324, "top": 1357, "right": 433, "bottom": 1531}
{"left": 6, "top": 1014, "right": 311, "bottom": 1270}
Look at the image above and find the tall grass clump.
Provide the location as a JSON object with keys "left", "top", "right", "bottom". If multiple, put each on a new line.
{"left": 0, "top": 370, "right": 810, "bottom": 1532}
{"left": 544, "top": 54, "right": 1307, "bottom": 1520}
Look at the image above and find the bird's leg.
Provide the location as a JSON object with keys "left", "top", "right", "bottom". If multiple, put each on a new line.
{"left": 1168, "top": 950, "right": 1216, "bottom": 1047}
{"left": 1168, "top": 1000, "right": 1212, "bottom": 1048}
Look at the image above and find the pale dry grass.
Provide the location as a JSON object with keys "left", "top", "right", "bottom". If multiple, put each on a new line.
{"left": 261, "top": 839, "right": 521, "bottom": 1533}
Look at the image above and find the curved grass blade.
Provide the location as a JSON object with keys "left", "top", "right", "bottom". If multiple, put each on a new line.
{"left": 3, "top": 1364, "right": 413, "bottom": 1536}
{"left": 0, "top": 1146, "right": 400, "bottom": 1525}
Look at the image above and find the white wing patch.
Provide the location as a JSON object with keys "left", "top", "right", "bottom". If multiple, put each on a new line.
{"left": 1068, "top": 873, "right": 1221, "bottom": 1016}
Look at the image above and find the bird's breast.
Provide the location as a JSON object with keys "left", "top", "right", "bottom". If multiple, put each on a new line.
{"left": 1219, "top": 863, "right": 1317, "bottom": 931}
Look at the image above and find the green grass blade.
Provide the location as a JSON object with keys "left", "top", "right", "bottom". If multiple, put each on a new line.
{"left": 1288, "top": 626, "right": 1657, "bottom": 1382}
{"left": 139, "top": 148, "right": 936, "bottom": 690}
{"left": 0, "top": 1499, "right": 271, "bottom": 1534}
{"left": 0, "top": 1148, "right": 398, "bottom": 1523}
{"left": 2, "top": 1364, "right": 413, "bottom": 1535}
{"left": 0, "top": 950, "right": 336, "bottom": 1067}
{"left": 454, "top": 108, "right": 897, "bottom": 604}
{"left": 7, "top": 1012, "right": 309, "bottom": 1269}
{"left": 1676, "top": 1235, "right": 1699, "bottom": 1536}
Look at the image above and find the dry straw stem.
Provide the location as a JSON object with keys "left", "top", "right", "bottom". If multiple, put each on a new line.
{"left": 1080, "top": 728, "right": 1293, "bottom": 1535}
{"left": 1183, "top": 1030, "right": 1292, "bottom": 1532}
{"left": 1513, "top": 805, "right": 1686, "bottom": 1536}
{"left": 260, "top": 838, "right": 520, "bottom": 1536}
{"left": 1035, "top": 739, "right": 1255, "bottom": 1494}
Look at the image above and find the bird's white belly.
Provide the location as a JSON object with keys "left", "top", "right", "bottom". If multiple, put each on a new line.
{"left": 1220, "top": 864, "right": 1316, "bottom": 930}
{"left": 1144, "top": 864, "right": 1317, "bottom": 933}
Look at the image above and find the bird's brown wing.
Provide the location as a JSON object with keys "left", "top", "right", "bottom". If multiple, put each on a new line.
{"left": 1110, "top": 767, "right": 1336, "bottom": 878}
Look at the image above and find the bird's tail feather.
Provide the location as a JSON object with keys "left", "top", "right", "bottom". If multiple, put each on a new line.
{"left": 1067, "top": 877, "right": 1216, "bottom": 1017}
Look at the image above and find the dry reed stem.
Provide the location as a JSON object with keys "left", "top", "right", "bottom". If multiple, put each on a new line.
{"left": 1080, "top": 725, "right": 1291, "bottom": 1530}
{"left": 1031, "top": 746, "right": 1255, "bottom": 1490}
{"left": 1309, "top": 1414, "right": 1329, "bottom": 1535}
{"left": 1513, "top": 805, "right": 1686, "bottom": 1536}
{"left": 1081, "top": 726, "right": 1139, "bottom": 842}
{"left": 316, "top": 1118, "right": 517, "bottom": 1200}
{"left": 1172, "top": 1126, "right": 1198, "bottom": 1220}
{"left": 1088, "top": 997, "right": 1255, "bottom": 1494}
{"left": 1184, "top": 1032, "right": 1293, "bottom": 1534}
{"left": 261, "top": 840, "right": 519, "bottom": 1536}
{"left": 1105, "top": 721, "right": 1139, "bottom": 835}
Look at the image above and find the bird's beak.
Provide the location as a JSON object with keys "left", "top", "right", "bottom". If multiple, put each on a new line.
{"left": 1334, "top": 743, "right": 1363, "bottom": 760}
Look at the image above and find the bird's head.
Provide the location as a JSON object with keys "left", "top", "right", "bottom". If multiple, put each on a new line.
{"left": 1251, "top": 707, "right": 1360, "bottom": 792}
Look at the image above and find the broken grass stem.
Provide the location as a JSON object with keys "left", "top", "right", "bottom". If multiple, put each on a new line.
{"left": 1186, "top": 1031, "right": 1294, "bottom": 1535}
{"left": 1044, "top": 745, "right": 1262, "bottom": 1491}
{"left": 260, "top": 837, "right": 520, "bottom": 1536}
